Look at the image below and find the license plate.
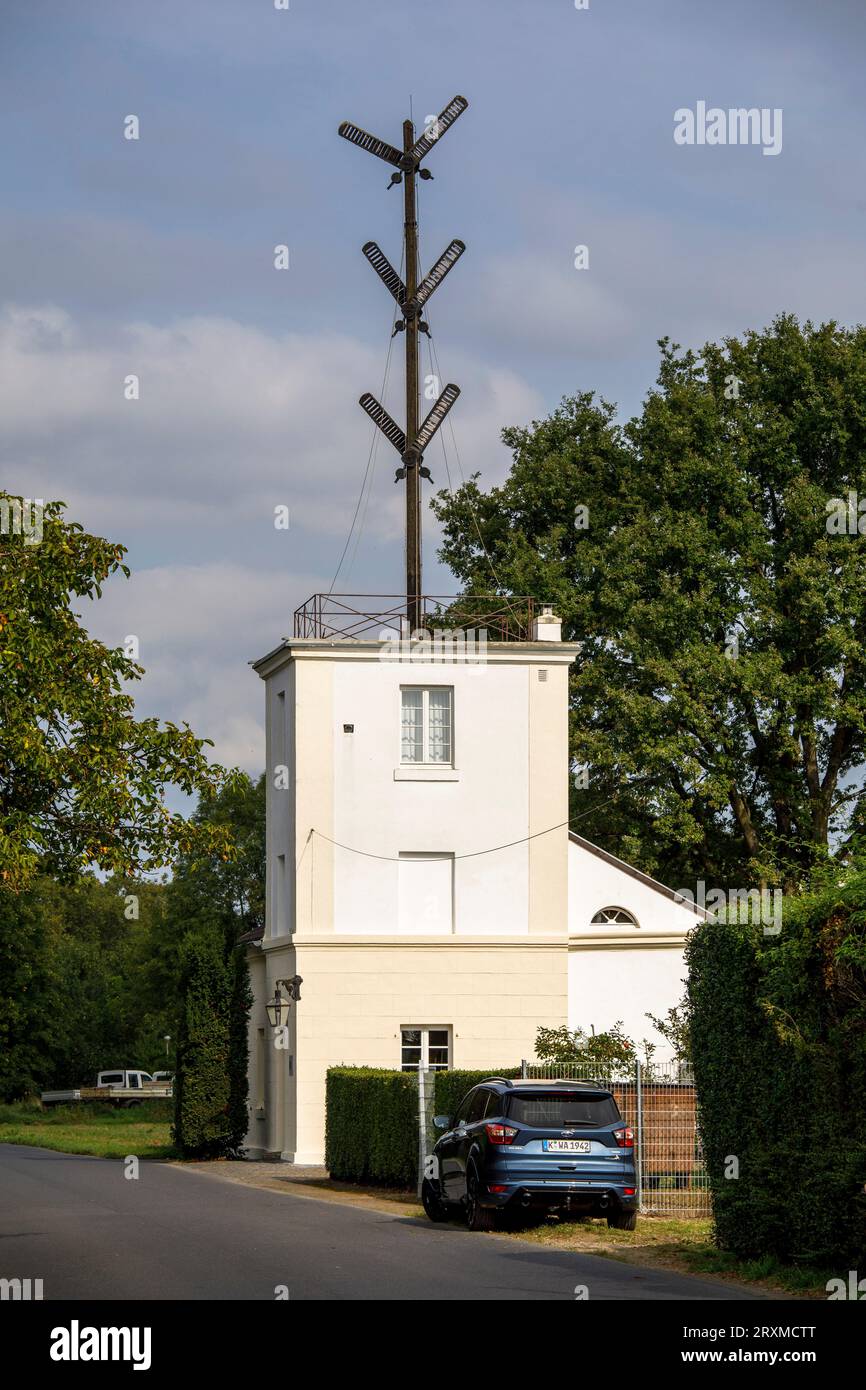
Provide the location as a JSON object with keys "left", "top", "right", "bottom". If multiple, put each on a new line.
{"left": 542, "top": 1139, "right": 591, "bottom": 1153}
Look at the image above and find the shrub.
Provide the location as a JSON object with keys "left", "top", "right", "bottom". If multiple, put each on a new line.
{"left": 325, "top": 1067, "right": 520, "bottom": 1188}
{"left": 173, "top": 935, "right": 232, "bottom": 1159}
{"left": 225, "top": 926, "right": 253, "bottom": 1154}
{"left": 172, "top": 920, "right": 252, "bottom": 1160}
{"left": 325, "top": 1068, "right": 417, "bottom": 1186}
{"left": 432, "top": 1069, "right": 520, "bottom": 1123}
{"left": 535, "top": 1023, "right": 650, "bottom": 1076}
{"left": 687, "top": 870, "right": 866, "bottom": 1267}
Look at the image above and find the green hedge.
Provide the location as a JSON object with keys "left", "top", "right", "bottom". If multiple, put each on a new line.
{"left": 325, "top": 1066, "right": 520, "bottom": 1187}
{"left": 325, "top": 1068, "right": 417, "bottom": 1186}
{"left": 173, "top": 925, "right": 251, "bottom": 1161}
{"left": 432, "top": 1069, "right": 520, "bottom": 1123}
{"left": 687, "top": 879, "right": 866, "bottom": 1267}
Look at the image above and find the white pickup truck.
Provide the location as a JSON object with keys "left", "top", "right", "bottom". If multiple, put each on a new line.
{"left": 41, "top": 1069, "right": 173, "bottom": 1108}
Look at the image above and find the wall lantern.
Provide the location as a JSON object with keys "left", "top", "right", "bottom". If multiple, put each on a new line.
{"left": 266, "top": 976, "right": 303, "bottom": 1028}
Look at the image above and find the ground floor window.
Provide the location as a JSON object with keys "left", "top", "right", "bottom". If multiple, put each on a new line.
{"left": 400, "top": 1026, "right": 451, "bottom": 1071}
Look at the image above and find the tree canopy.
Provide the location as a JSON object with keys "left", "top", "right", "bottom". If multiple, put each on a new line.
{"left": 433, "top": 316, "right": 866, "bottom": 889}
{"left": 0, "top": 773, "right": 264, "bottom": 1100}
{"left": 0, "top": 497, "right": 237, "bottom": 890}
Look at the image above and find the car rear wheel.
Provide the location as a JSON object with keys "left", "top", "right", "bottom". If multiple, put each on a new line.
{"left": 421, "top": 1178, "right": 450, "bottom": 1223}
{"left": 607, "top": 1208, "right": 637, "bottom": 1231}
{"left": 465, "top": 1164, "right": 498, "bottom": 1232}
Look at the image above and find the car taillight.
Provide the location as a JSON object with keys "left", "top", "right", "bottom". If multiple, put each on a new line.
{"left": 485, "top": 1122, "right": 518, "bottom": 1144}
{"left": 614, "top": 1126, "right": 634, "bottom": 1148}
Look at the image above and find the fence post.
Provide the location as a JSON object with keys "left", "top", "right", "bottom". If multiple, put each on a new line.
{"left": 416, "top": 1068, "right": 427, "bottom": 1198}
{"left": 635, "top": 1057, "right": 644, "bottom": 1213}
{"left": 521, "top": 1058, "right": 528, "bottom": 1080}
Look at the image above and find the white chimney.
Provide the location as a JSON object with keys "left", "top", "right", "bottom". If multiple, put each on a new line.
{"left": 532, "top": 603, "right": 562, "bottom": 642}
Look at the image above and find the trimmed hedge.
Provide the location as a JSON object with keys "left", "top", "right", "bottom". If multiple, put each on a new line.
{"left": 225, "top": 929, "right": 253, "bottom": 1153}
{"left": 173, "top": 935, "right": 232, "bottom": 1159}
{"left": 172, "top": 918, "right": 252, "bottom": 1160}
{"left": 433, "top": 1068, "right": 521, "bottom": 1124}
{"left": 325, "top": 1068, "right": 417, "bottom": 1186}
{"left": 687, "top": 880, "right": 866, "bottom": 1267}
{"left": 325, "top": 1066, "right": 520, "bottom": 1188}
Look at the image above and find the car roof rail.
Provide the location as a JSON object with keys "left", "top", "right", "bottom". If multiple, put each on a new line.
{"left": 482, "top": 1076, "right": 514, "bottom": 1087}
{"left": 551, "top": 1077, "right": 610, "bottom": 1088}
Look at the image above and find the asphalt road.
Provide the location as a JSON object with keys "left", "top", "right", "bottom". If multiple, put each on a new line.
{"left": 0, "top": 1143, "right": 763, "bottom": 1301}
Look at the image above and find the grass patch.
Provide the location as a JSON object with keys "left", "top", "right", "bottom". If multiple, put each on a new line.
{"left": 0, "top": 1100, "right": 176, "bottom": 1160}
{"left": 678, "top": 1242, "right": 836, "bottom": 1297}
{"left": 501, "top": 1212, "right": 831, "bottom": 1296}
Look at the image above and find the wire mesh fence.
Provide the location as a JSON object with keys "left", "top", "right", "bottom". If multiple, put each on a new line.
{"left": 517, "top": 1059, "right": 711, "bottom": 1217}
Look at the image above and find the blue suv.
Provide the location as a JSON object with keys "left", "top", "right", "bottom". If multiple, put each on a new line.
{"left": 422, "top": 1077, "right": 637, "bottom": 1231}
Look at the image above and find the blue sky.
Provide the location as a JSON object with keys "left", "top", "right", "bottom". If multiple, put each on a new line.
{"left": 2, "top": 0, "right": 864, "bottom": 770}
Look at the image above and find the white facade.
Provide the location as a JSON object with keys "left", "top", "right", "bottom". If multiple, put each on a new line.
{"left": 331, "top": 654, "right": 534, "bottom": 935}
{"left": 246, "top": 620, "right": 702, "bottom": 1163}
{"left": 567, "top": 834, "right": 699, "bottom": 1056}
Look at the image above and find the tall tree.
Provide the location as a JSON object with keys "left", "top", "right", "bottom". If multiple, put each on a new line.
{"left": 433, "top": 316, "right": 866, "bottom": 889}
{"left": 166, "top": 774, "right": 263, "bottom": 1152}
{"left": 0, "top": 874, "right": 167, "bottom": 1097}
{"left": 0, "top": 496, "right": 237, "bottom": 891}
{"left": 0, "top": 778, "right": 264, "bottom": 1100}
{"left": 173, "top": 933, "right": 232, "bottom": 1158}
{"left": 164, "top": 773, "right": 266, "bottom": 940}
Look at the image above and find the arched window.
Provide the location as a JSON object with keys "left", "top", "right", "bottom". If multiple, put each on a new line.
{"left": 590, "top": 906, "right": 639, "bottom": 927}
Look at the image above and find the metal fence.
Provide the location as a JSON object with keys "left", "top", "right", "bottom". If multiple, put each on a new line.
{"left": 343, "top": 1060, "right": 711, "bottom": 1218}
{"left": 293, "top": 592, "right": 537, "bottom": 641}
{"left": 517, "top": 1059, "right": 711, "bottom": 1217}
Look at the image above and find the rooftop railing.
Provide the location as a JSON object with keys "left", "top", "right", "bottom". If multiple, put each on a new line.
{"left": 293, "top": 593, "right": 537, "bottom": 642}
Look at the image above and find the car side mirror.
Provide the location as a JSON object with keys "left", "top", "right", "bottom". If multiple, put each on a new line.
{"left": 433, "top": 1115, "right": 450, "bottom": 1130}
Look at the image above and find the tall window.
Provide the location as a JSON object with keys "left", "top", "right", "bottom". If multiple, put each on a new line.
{"left": 401, "top": 687, "right": 453, "bottom": 764}
{"left": 401, "top": 1027, "right": 451, "bottom": 1072}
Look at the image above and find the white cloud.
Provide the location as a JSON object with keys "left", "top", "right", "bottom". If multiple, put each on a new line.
{"left": 455, "top": 208, "right": 866, "bottom": 371}
{"left": 0, "top": 304, "right": 542, "bottom": 540}
{"left": 84, "top": 561, "right": 323, "bottom": 772}
{"left": 0, "top": 303, "right": 544, "bottom": 773}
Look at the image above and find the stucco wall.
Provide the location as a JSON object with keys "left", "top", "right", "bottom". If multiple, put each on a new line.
{"left": 291, "top": 936, "right": 567, "bottom": 1163}
{"left": 567, "top": 943, "right": 689, "bottom": 1058}
{"left": 249, "top": 636, "right": 702, "bottom": 1160}
{"left": 332, "top": 656, "right": 533, "bottom": 933}
{"left": 567, "top": 837, "right": 700, "bottom": 1057}
{"left": 263, "top": 642, "right": 577, "bottom": 942}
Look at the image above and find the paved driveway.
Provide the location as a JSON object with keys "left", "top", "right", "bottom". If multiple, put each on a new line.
{"left": 0, "top": 1144, "right": 765, "bottom": 1301}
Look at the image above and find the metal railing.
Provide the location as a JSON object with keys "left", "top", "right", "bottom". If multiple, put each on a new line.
{"left": 293, "top": 593, "right": 537, "bottom": 642}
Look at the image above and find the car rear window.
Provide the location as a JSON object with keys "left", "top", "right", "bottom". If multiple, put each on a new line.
{"left": 506, "top": 1091, "right": 620, "bottom": 1128}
